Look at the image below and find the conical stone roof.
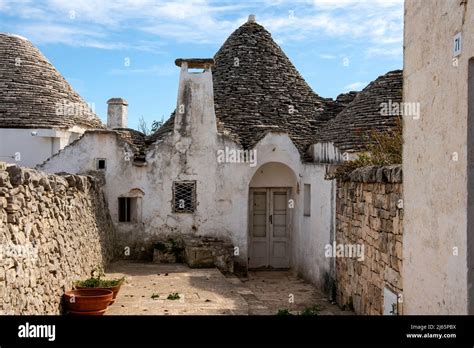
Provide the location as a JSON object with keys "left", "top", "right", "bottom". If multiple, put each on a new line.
{"left": 211, "top": 19, "right": 336, "bottom": 154}
{"left": 314, "top": 70, "right": 403, "bottom": 153}
{"left": 0, "top": 33, "right": 104, "bottom": 129}
{"left": 148, "top": 18, "right": 344, "bottom": 156}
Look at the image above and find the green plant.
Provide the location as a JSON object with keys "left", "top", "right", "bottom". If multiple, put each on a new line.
{"left": 91, "top": 265, "right": 105, "bottom": 279}
{"left": 300, "top": 305, "right": 321, "bottom": 316}
{"left": 151, "top": 117, "right": 165, "bottom": 133}
{"left": 169, "top": 238, "right": 184, "bottom": 261}
{"left": 74, "top": 265, "right": 125, "bottom": 288}
{"left": 277, "top": 308, "right": 292, "bottom": 316}
{"left": 333, "top": 117, "right": 403, "bottom": 178}
{"left": 365, "top": 117, "right": 403, "bottom": 165}
{"left": 153, "top": 242, "right": 167, "bottom": 252}
{"left": 151, "top": 293, "right": 160, "bottom": 300}
{"left": 153, "top": 238, "right": 184, "bottom": 262}
{"left": 167, "top": 293, "right": 180, "bottom": 300}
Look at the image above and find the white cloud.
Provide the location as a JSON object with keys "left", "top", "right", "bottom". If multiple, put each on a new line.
{"left": 0, "top": 0, "right": 403, "bottom": 57}
{"left": 319, "top": 54, "right": 337, "bottom": 59}
{"left": 366, "top": 46, "right": 403, "bottom": 58}
{"left": 109, "top": 64, "right": 177, "bottom": 76}
{"left": 17, "top": 24, "right": 114, "bottom": 46}
{"left": 313, "top": 0, "right": 403, "bottom": 7}
{"left": 262, "top": 1, "right": 402, "bottom": 43}
{"left": 344, "top": 81, "right": 367, "bottom": 91}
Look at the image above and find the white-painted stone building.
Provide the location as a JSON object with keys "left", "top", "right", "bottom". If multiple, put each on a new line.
{"left": 403, "top": 0, "right": 474, "bottom": 314}
{"left": 1, "top": 17, "right": 401, "bottom": 289}
{"left": 0, "top": 33, "right": 104, "bottom": 168}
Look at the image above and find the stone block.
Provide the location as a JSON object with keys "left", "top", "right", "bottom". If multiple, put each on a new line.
{"left": 369, "top": 216, "right": 381, "bottom": 230}
{"left": 390, "top": 256, "right": 400, "bottom": 272}
{"left": 183, "top": 236, "right": 234, "bottom": 273}
{"left": 379, "top": 233, "right": 389, "bottom": 253}
{"left": 153, "top": 249, "right": 176, "bottom": 263}
{"left": 5, "top": 268, "right": 16, "bottom": 285}
{"left": 381, "top": 219, "right": 393, "bottom": 233}
{"left": 0, "top": 171, "right": 11, "bottom": 189}
{"left": 374, "top": 194, "right": 387, "bottom": 209}
{"left": 185, "top": 247, "right": 216, "bottom": 268}
{"left": 384, "top": 267, "right": 401, "bottom": 289}
{"left": 395, "top": 241, "right": 402, "bottom": 259}
{"left": 5, "top": 166, "right": 24, "bottom": 187}
{"left": 380, "top": 251, "right": 389, "bottom": 265}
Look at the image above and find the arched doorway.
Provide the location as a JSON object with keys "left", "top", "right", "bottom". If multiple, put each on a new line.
{"left": 248, "top": 162, "right": 297, "bottom": 269}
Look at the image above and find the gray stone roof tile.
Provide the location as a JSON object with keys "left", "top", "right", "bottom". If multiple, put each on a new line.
{"left": 147, "top": 21, "right": 348, "bottom": 157}
{"left": 314, "top": 70, "right": 403, "bottom": 152}
{"left": 0, "top": 33, "right": 104, "bottom": 129}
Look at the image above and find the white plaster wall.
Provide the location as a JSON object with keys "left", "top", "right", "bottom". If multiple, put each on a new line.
{"left": 39, "top": 67, "right": 334, "bottom": 288}
{"left": 296, "top": 163, "right": 334, "bottom": 289}
{"left": 39, "top": 129, "right": 333, "bottom": 286}
{"left": 0, "top": 128, "right": 84, "bottom": 168}
{"left": 403, "top": 0, "right": 473, "bottom": 314}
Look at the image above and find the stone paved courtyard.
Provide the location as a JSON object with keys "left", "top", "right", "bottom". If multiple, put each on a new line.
{"left": 105, "top": 261, "right": 351, "bottom": 315}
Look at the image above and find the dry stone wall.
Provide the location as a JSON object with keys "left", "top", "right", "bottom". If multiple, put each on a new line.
{"left": 335, "top": 165, "right": 403, "bottom": 315}
{"left": 0, "top": 163, "right": 115, "bottom": 314}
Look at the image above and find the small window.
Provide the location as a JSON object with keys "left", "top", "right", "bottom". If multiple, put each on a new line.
{"left": 97, "top": 158, "right": 107, "bottom": 170}
{"left": 304, "top": 184, "right": 311, "bottom": 217}
{"left": 173, "top": 181, "right": 196, "bottom": 213}
{"left": 118, "top": 197, "right": 139, "bottom": 222}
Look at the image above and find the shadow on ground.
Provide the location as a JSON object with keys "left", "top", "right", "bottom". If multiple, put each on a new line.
{"left": 104, "top": 261, "right": 352, "bottom": 315}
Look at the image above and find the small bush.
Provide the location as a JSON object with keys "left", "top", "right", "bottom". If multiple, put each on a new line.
{"left": 153, "top": 238, "right": 184, "bottom": 262}
{"left": 334, "top": 118, "right": 402, "bottom": 178}
{"left": 74, "top": 265, "right": 125, "bottom": 288}
{"left": 75, "top": 276, "right": 125, "bottom": 288}
{"left": 167, "top": 293, "right": 180, "bottom": 300}
{"left": 300, "top": 305, "right": 321, "bottom": 316}
{"left": 153, "top": 242, "right": 167, "bottom": 252}
{"left": 277, "top": 308, "right": 292, "bottom": 315}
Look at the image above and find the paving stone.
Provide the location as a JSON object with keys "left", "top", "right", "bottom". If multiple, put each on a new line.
{"left": 105, "top": 261, "right": 351, "bottom": 316}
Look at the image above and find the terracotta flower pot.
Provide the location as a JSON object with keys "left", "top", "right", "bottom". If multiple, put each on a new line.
{"left": 68, "top": 308, "right": 108, "bottom": 316}
{"left": 63, "top": 289, "right": 113, "bottom": 315}
{"left": 75, "top": 284, "right": 122, "bottom": 305}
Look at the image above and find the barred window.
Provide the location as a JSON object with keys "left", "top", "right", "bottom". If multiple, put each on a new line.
{"left": 173, "top": 181, "right": 196, "bottom": 213}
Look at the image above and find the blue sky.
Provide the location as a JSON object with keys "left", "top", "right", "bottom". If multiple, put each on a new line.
{"left": 0, "top": 0, "right": 403, "bottom": 132}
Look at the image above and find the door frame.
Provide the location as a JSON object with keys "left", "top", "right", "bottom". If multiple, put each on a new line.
{"left": 248, "top": 187, "right": 292, "bottom": 270}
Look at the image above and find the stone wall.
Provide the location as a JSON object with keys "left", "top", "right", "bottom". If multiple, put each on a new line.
{"left": 335, "top": 165, "right": 403, "bottom": 315}
{"left": 0, "top": 163, "right": 115, "bottom": 314}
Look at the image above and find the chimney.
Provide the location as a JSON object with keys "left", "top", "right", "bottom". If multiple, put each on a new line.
{"left": 173, "top": 58, "right": 217, "bottom": 146}
{"left": 107, "top": 98, "right": 128, "bottom": 129}
{"left": 248, "top": 14, "right": 256, "bottom": 23}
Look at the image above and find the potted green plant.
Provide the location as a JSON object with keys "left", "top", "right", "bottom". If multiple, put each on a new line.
{"left": 74, "top": 266, "right": 125, "bottom": 305}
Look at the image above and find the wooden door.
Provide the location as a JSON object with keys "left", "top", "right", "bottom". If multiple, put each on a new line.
{"left": 249, "top": 188, "right": 290, "bottom": 269}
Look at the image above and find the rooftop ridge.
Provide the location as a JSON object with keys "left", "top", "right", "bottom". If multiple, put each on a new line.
{"left": 314, "top": 69, "right": 403, "bottom": 153}
{"left": 0, "top": 32, "right": 29, "bottom": 41}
